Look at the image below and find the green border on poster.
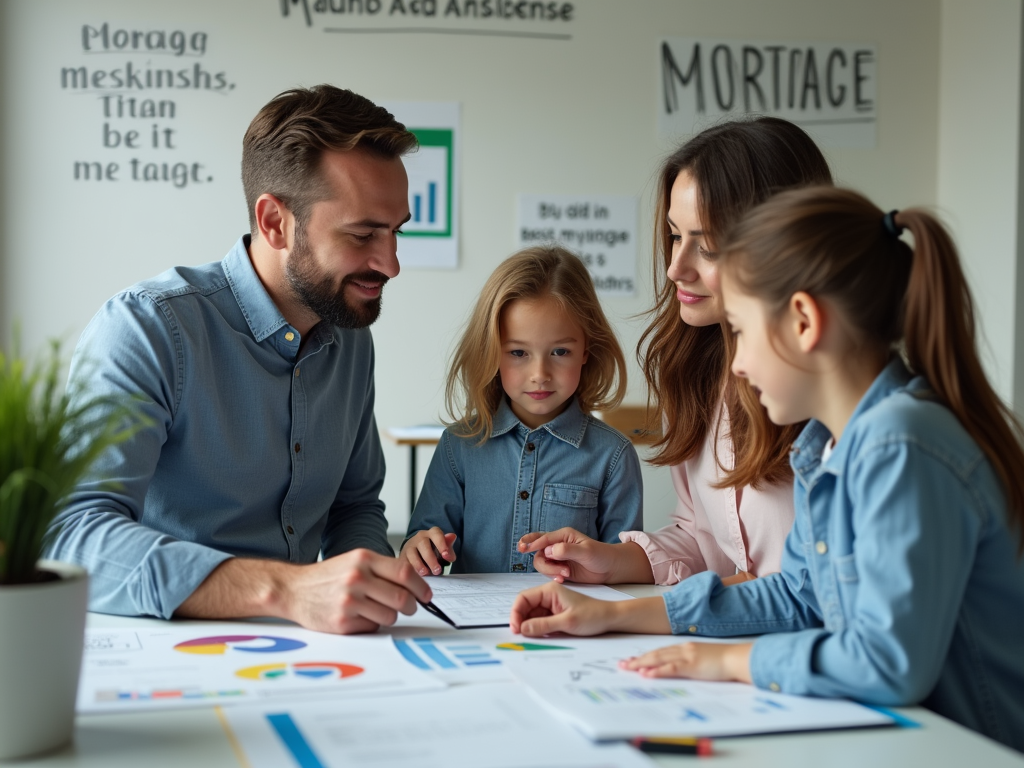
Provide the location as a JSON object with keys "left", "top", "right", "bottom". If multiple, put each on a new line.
{"left": 403, "top": 128, "right": 453, "bottom": 238}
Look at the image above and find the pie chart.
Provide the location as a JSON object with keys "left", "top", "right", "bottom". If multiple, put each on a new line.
{"left": 173, "top": 635, "right": 307, "bottom": 655}
{"left": 235, "top": 662, "right": 365, "bottom": 681}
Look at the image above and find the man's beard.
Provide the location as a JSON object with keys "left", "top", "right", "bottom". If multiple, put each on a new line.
{"left": 284, "top": 230, "right": 388, "bottom": 330}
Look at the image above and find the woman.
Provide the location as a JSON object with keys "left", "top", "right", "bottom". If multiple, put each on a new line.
{"left": 518, "top": 117, "right": 833, "bottom": 586}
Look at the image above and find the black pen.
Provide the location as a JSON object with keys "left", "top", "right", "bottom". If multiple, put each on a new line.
{"left": 630, "top": 736, "right": 713, "bottom": 756}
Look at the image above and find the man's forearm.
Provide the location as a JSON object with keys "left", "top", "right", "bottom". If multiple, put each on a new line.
{"left": 174, "top": 558, "right": 294, "bottom": 621}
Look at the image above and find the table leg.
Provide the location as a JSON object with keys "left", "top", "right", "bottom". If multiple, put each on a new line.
{"left": 409, "top": 444, "right": 418, "bottom": 515}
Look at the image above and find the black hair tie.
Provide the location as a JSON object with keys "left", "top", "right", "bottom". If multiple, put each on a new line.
{"left": 882, "top": 210, "right": 904, "bottom": 238}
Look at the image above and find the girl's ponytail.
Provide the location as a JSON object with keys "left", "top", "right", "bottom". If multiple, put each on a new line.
{"left": 899, "top": 210, "right": 1024, "bottom": 553}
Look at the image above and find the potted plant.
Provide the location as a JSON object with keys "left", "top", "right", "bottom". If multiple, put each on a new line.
{"left": 0, "top": 340, "right": 140, "bottom": 760}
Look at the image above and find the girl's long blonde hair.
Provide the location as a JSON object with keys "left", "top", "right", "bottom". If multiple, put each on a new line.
{"left": 722, "top": 186, "right": 1024, "bottom": 554}
{"left": 446, "top": 246, "right": 626, "bottom": 441}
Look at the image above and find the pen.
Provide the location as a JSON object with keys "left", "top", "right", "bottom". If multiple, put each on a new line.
{"left": 430, "top": 543, "right": 452, "bottom": 575}
{"left": 630, "top": 737, "right": 713, "bottom": 756}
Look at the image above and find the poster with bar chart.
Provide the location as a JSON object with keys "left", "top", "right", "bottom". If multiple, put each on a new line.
{"left": 381, "top": 101, "right": 460, "bottom": 269}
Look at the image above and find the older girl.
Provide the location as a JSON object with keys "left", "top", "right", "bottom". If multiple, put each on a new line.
{"left": 401, "top": 246, "right": 642, "bottom": 575}
{"left": 510, "top": 188, "right": 1024, "bottom": 752}
{"left": 520, "top": 118, "right": 832, "bottom": 586}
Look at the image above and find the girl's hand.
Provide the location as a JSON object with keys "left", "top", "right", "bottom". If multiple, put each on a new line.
{"left": 510, "top": 582, "right": 618, "bottom": 636}
{"left": 518, "top": 529, "right": 654, "bottom": 584}
{"left": 399, "top": 528, "right": 457, "bottom": 576}
{"left": 620, "top": 642, "right": 754, "bottom": 683}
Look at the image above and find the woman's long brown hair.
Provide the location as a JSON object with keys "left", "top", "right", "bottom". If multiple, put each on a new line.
{"left": 640, "top": 117, "right": 833, "bottom": 488}
{"left": 722, "top": 186, "right": 1024, "bottom": 554}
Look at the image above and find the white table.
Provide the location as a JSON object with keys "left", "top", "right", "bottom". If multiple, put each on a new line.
{"left": 11, "top": 586, "right": 1024, "bottom": 768}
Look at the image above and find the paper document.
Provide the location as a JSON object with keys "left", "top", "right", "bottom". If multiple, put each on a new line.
{"left": 423, "top": 573, "right": 633, "bottom": 628}
{"left": 78, "top": 624, "right": 444, "bottom": 714}
{"left": 504, "top": 636, "right": 895, "bottom": 739}
{"left": 220, "top": 682, "right": 655, "bottom": 768}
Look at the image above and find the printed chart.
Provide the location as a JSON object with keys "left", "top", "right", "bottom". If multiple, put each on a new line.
{"left": 504, "top": 637, "right": 895, "bottom": 739}
{"left": 221, "top": 682, "right": 654, "bottom": 768}
{"left": 391, "top": 632, "right": 514, "bottom": 683}
{"left": 79, "top": 625, "right": 443, "bottom": 713}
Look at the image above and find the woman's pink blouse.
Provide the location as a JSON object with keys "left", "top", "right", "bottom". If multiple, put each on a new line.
{"left": 619, "top": 406, "right": 794, "bottom": 585}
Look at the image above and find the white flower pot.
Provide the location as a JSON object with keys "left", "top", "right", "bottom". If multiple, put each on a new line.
{"left": 0, "top": 560, "right": 88, "bottom": 761}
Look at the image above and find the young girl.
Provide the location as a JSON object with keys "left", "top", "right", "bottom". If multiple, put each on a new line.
{"left": 509, "top": 188, "right": 1024, "bottom": 751}
{"left": 520, "top": 117, "right": 833, "bottom": 587}
{"left": 401, "top": 246, "right": 643, "bottom": 575}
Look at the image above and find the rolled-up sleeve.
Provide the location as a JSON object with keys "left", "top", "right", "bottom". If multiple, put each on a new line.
{"left": 46, "top": 293, "right": 231, "bottom": 619}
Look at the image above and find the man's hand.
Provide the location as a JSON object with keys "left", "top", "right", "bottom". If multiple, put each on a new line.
{"left": 176, "top": 549, "right": 432, "bottom": 635}
{"left": 400, "top": 528, "right": 458, "bottom": 576}
{"left": 517, "top": 528, "right": 654, "bottom": 584}
{"left": 619, "top": 642, "right": 754, "bottom": 683}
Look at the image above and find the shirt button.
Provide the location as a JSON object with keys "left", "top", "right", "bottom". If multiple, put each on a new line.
{"left": 519, "top": 490, "right": 529, "bottom": 500}
{"left": 525, "top": 442, "right": 535, "bottom": 453}
{"left": 769, "top": 682, "right": 781, "bottom": 692}
{"left": 688, "top": 625, "right": 698, "bottom": 634}
{"left": 294, "top": 443, "right": 301, "bottom": 453}
{"left": 816, "top": 541, "right": 828, "bottom": 555}
{"left": 284, "top": 332, "right": 295, "bottom": 342}
{"left": 512, "top": 563, "right": 526, "bottom": 572}
{"left": 286, "top": 525, "right": 295, "bottom": 535}
{"left": 294, "top": 367, "right": 300, "bottom": 377}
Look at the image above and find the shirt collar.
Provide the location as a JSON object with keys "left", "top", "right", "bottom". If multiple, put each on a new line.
{"left": 490, "top": 397, "right": 589, "bottom": 448}
{"left": 791, "top": 356, "right": 914, "bottom": 485}
{"left": 221, "top": 235, "right": 289, "bottom": 343}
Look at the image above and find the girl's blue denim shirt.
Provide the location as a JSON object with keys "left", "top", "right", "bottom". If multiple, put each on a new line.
{"left": 407, "top": 397, "right": 643, "bottom": 574}
{"left": 662, "top": 358, "right": 1024, "bottom": 752}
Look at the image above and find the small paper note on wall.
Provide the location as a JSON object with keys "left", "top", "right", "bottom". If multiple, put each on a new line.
{"left": 518, "top": 194, "right": 637, "bottom": 296}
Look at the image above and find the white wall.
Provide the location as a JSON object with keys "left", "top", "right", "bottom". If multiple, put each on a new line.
{"left": 1, "top": 0, "right": 943, "bottom": 534}
{"left": 938, "top": 0, "right": 1024, "bottom": 411}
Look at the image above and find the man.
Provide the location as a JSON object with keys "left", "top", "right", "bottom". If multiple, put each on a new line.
{"left": 49, "top": 85, "right": 431, "bottom": 633}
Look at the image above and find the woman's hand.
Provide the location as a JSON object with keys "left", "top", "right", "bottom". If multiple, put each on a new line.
{"left": 510, "top": 582, "right": 673, "bottom": 637}
{"left": 399, "top": 528, "right": 457, "bottom": 577}
{"left": 517, "top": 529, "right": 654, "bottom": 584}
{"left": 619, "top": 641, "right": 754, "bottom": 683}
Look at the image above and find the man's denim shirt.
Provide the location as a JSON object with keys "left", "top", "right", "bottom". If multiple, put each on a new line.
{"left": 408, "top": 398, "right": 643, "bottom": 573}
{"left": 662, "top": 359, "right": 1024, "bottom": 751}
{"left": 47, "top": 237, "right": 391, "bottom": 619}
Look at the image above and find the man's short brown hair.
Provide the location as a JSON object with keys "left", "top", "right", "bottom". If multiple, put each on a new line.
{"left": 241, "top": 84, "right": 417, "bottom": 235}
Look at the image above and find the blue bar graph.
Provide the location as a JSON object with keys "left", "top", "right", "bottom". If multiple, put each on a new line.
{"left": 394, "top": 638, "right": 504, "bottom": 671}
{"left": 411, "top": 182, "right": 438, "bottom": 225}
{"left": 393, "top": 639, "right": 430, "bottom": 670}
{"left": 413, "top": 638, "right": 458, "bottom": 669}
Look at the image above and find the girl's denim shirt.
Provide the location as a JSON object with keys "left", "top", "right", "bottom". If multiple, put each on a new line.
{"left": 407, "top": 397, "right": 643, "bottom": 574}
{"left": 662, "top": 358, "right": 1024, "bottom": 752}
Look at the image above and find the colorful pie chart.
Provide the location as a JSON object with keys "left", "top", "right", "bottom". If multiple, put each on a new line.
{"left": 235, "top": 662, "right": 365, "bottom": 681}
{"left": 173, "top": 635, "right": 307, "bottom": 655}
